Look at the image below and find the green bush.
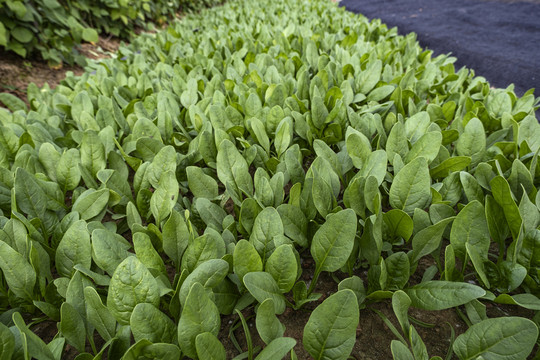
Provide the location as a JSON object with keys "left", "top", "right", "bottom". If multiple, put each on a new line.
{"left": 0, "top": 0, "right": 222, "bottom": 65}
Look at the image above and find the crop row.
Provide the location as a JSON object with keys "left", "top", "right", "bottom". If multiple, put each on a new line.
{"left": 0, "top": 0, "right": 539, "bottom": 359}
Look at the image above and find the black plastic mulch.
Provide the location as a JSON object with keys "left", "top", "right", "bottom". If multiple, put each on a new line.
{"left": 339, "top": 0, "right": 540, "bottom": 97}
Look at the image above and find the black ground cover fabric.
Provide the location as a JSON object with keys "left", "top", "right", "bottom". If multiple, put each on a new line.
{"left": 339, "top": 0, "right": 540, "bottom": 97}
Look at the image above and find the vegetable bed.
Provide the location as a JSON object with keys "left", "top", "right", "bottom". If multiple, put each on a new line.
{"left": 0, "top": 0, "right": 539, "bottom": 359}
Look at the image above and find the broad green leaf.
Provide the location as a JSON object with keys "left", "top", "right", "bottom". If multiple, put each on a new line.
{"left": 265, "top": 244, "right": 297, "bottom": 293}
{"left": 187, "top": 166, "right": 219, "bottom": 199}
{"left": 80, "top": 131, "right": 106, "bottom": 177}
{"left": 84, "top": 287, "right": 116, "bottom": 341}
{"left": 386, "top": 122, "right": 409, "bottom": 164}
{"left": 217, "top": 139, "right": 253, "bottom": 202}
{"left": 255, "top": 337, "right": 297, "bottom": 360}
{"left": 405, "top": 281, "right": 485, "bottom": 311}
{"left": 383, "top": 209, "right": 414, "bottom": 242}
{"left": 130, "top": 303, "right": 176, "bottom": 343}
{"left": 391, "top": 340, "right": 414, "bottom": 360}
{"left": 72, "top": 188, "right": 110, "bottom": 220}
{"left": 277, "top": 204, "right": 308, "bottom": 248}
{"left": 453, "top": 317, "right": 538, "bottom": 360}
{"left": 243, "top": 272, "right": 286, "bottom": 314}
{"left": 107, "top": 256, "right": 160, "bottom": 325}
{"left": 150, "top": 170, "right": 178, "bottom": 225}
{"left": 410, "top": 217, "right": 454, "bottom": 263}
{"left": 233, "top": 239, "right": 263, "bottom": 285}
{"left": 133, "top": 232, "right": 166, "bottom": 273}
{"left": 389, "top": 157, "right": 431, "bottom": 215}
{"left": 60, "top": 302, "right": 86, "bottom": 352}
{"left": 493, "top": 293, "right": 540, "bottom": 310}
{"left": 162, "top": 210, "right": 189, "bottom": 269}
{"left": 12, "top": 312, "right": 55, "bottom": 360}
{"left": 311, "top": 209, "right": 357, "bottom": 273}
{"left": 179, "top": 258, "right": 229, "bottom": 306}
{"left": 0, "top": 240, "right": 36, "bottom": 301}
{"left": 303, "top": 290, "right": 359, "bottom": 360}
{"left": 404, "top": 131, "right": 442, "bottom": 164}
{"left": 195, "top": 333, "right": 226, "bottom": 360}
{"left": 456, "top": 118, "right": 485, "bottom": 166}
{"left": 450, "top": 200, "right": 489, "bottom": 258}
{"left": 347, "top": 130, "right": 372, "bottom": 169}
{"left": 490, "top": 176, "right": 522, "bottom": 240}
{"left": 57, "top": 149, "right": 81, "bottom": 191}
{"left": 392, "top": 290, "right": 411, "bottom": 336}
{"left": 55, "top": 220, "right": 91, "bottom": 277}
{"left": 249, "top": 207, "right": 283, "bottom": 263}
{"left": 256, "top": 298, "right": 285, "bottom": 345}
{"left": 178, "top": 283, "right": 221, "bottom": 359}
{"left": 14, "top": 168, "right": 47, "bottom": 219}
{"left": 0, "top": 322, "right": 15, "bottom": 360}
{"left": 91, "top": 228, "right": 131, "bottom": 275}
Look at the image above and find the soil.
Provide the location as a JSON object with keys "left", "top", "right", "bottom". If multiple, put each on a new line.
{"left": 339, "top": 0, "right": 540, "bottom": 97}
{"left": 0, "top": 36, "right": 121, "bottom": 108}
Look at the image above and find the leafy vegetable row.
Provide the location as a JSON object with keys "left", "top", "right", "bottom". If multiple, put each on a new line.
{"left": 0, "top": 0, "right": 221, "bottom": 65}
{"left": 0, "top": 0, "right": 539, "bottom": 358}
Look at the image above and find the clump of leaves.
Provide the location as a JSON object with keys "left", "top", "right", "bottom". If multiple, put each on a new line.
{"left": 0, "top": 0, "right": 539, "bottom": 359}
{"left": 0, "top": 0, "right": 221, "bottom": 65}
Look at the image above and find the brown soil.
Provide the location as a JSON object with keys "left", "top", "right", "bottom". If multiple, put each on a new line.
{"left": 0, "top": 36, "right": 120, "bottom": 108}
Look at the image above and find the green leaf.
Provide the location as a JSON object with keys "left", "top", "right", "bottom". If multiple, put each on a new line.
{"left": 456, "top": 118, "right": 485, "bottom": 166}
{"left": 57, "top": 149, "right": 81, "bottom": 191}
{"left": 311, "top": 209, "right": 357, "bottom": 273}
{"left": 0, "top": 240, "right": 36, "bottom": 301}
{"left": 0, "top": 322, "right": 15, "bottom": 359}
{"left": 405, "top": 281, "right": 485, "bottom": 311}
{"left": 150, "top": 170, "right": 179, "bottom": 225}
{"left": 391, "top": 340, "right": 414, "bottom": 360}
{"left": 303, "top": 289, "right": 359, "bottom": 360}
{"left": 130, "top": 303, "right": 176, "bottom": 343}
{"left": 410, "top": 217, "right": 454, "bottom": 263}
{"left": 383, "top": 209, "right": 414, "bottom": 242}
{"left": 178, "top": 283, "right": 221, "bottom": 359}
{"left": 453, "top": 317, "right": 538, "bottom": 360}
{"left": 80, "top": 131, "right": 106, "bottom": 177}
{"left": 91, "top": 228, "right": 130, "bottom": 275}
{"left": 106, "top": 256, "right": 160, "bottom": 325}
{"left": 60, "top": 302, "right": 86, "bottom": 352}
{"left": 82, "top": 28, "right": 99, "bottom": 42}
{"left": 187, "top": 166, "right": 219, "bottom": 199}
{"left": 12, "top": 312, "right": 55, "bottom": 360}
{"left": 404, "top": 131, "right": 442, "bottom": 164}
{"left": 249, "top": 207, "right": 283, "bottom": 263}
{"left": 162, "top": 210, "right": 189, "bottom": 269}
{"left": 265, "top": 244, "right": 297, "bottom": 293}
{"left": 55, "top": 220, "right": 91, "bottom": 277}
{"left": 217, "top": 139, "right": 253, "bottom": 202}
{"left": 11, "top": 26, "right": 33, "bottom": 43}
{"left": 84, "top": 286, "right": 116, "bottom": 341}
{"left": 277, "top": 204, "right": 308, "bottom": 248}
{"left": 233, "top": 239, "right": 263, "bottom": 286}
{"left": 0, "top": 93, "right": 27, "bottom": 112}
{"left": 493, "top": 293, "right": 540, "bottom": 310}
{"left": 195, "top": 332, "right": 226, "bottom": 360}
{"left": 14, "top": 168, "right": 47, "bottom": 220}
{"left": 490, "top": 176, "right": 522, "bottom": 240}
{"left": 256, "top": 298, "right": 285, "bottom": 345}
{"left": 255, "top": 337, "right": 297, "bottom": 360}
{"left": 389, "top": 157, "right": 431, "bottom": 215}
{"left": 179, "top": 258, "right": 229, "bottom": 306}
{"left": 72, "top": 188, "right": 110, "bottom": 220}
{"left": 243, "top": 272, "right": 286, "bottom": 314}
